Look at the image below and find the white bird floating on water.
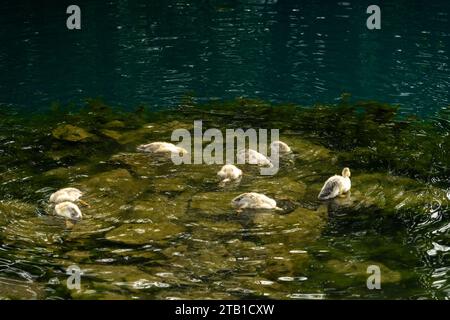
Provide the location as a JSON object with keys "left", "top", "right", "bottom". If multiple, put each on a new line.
{"left": 137, "top": 142, "right": 188, "bottom": 155}
{"left": 237, "top": 149, "right": 273, "bottom": 167}
{"left": 217, "top": 164, "right": 242, "bottom": 184}
{"left": 318, "top": 167, "right": 351, "bottom": 200}
{"left": 54, "top": 201, "right": 83, "bottom": 220}
{"left": 231, "top": 192, "right": 282, "bottom": 212}
{"left": 49, "top": 187, "right": 89, "bottom": 207}
{"left": 270, "top": 140, "right": 292, "bottom": 155}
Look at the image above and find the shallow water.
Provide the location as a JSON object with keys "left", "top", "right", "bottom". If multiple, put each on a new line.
{"left": 0, "top": 100, "right": 450, "bottom": 299}
{"left": 1, "top": 0, "right": 450, "bottom": 300}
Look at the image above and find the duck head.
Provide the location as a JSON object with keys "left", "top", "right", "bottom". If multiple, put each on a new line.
{"left": 342, "top": 167, "right": 351, "bottom": 178}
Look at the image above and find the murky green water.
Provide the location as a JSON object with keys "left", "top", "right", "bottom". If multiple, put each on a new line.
{"left": 1, "top": 98, "right": 450, "bottom": 299}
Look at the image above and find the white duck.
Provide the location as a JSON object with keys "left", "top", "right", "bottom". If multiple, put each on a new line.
{"left": 231, "top": 192, "right": 282, "bottom": 212}
{"left": 137, "top": 142, "right": 188, "bottom": 155}
{"left": 217, "top": 164, "right": 242, "bottom": 184}
{"left": 54, "top": 201, "right": 83, "bottom": 220}
{"left": 237, "top": 149, "right": 273, "bottom": 167}
{"left": 318, "top": 168, "right": 351, "bottom": 200}
{"left": 270, "top": 140, "right": 292, "bottom": 155}
{"left": 49, "top": 187, "right": 89, "bottom": 207}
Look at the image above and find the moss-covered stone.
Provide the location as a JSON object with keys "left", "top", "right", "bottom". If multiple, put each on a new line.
{"left": 103, "top": 120, "right": 125, "bottom": 129}
{"left": 100, "top": 129, "right": 122, "bottom": 141}
{"left": 1, "top": 217, "right": 65, "bottom": 246}
{"left": 152, "top": 176, "right": 188, "bottom": 192}
{"left": 245, "top": 176, "right": 306, "bottom": 201}
{"left": 80, "top": 169, "right": 147, "bottom": 199}
{"left": 105, "top": 222, "right": 185, "bottom": 245}
{"left": 0, "top": 200, "right": 37, "bottom": 225}
{"left": 109, "top": 152, "right": 159, "bottom": 176}
{"left": 190, "top": 191, "right": 242, "bottom": 215}
{"left": 52, "top": 124, "right": 94, "bottom": 142}
{"left": 325, "top": 259, "right": 401, "bottom": 284}
{"left": 281, "top": 136, "right": 335, "bottom": 163}
{"left": 0, "top": 278, "right": 44, "bottom": 300}
{"left": 347, "top": 173, "right": 449, "bottom": 214}
{"left": 123, "top": 195, "right": 188, "bottom": 223}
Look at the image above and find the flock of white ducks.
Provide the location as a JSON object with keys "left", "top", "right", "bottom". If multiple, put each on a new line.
{"left": 50, "top": 140, "right": 352, "bottom": 221}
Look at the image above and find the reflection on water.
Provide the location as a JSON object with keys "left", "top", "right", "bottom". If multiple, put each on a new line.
{"left": 0, "top": 0, "right": 449, "bottom": 115}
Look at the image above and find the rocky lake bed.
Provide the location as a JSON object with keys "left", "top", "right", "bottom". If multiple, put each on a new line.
{"left": 1, "top": 98, "right": 450, "bottom": 299}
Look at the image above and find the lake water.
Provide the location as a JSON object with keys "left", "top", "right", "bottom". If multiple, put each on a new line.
{"left": 0, "top": 0, "right": 449, "bottom": 115}
{"left": 1, "top": 0, "right": 450, "bottom": 300}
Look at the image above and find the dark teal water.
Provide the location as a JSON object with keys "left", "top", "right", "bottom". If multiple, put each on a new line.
{"left": 0, "top": 0, "right": 449, "bottom": 115}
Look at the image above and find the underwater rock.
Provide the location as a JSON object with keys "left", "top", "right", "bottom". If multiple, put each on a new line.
{"left": 0, "top": 278, "right": 44, "bottom": 300}
{"left": 52, "top": 124, "right": 94, "bottom": 142}
{"left": 70, "top": 264, "right": 172, "bottom": 299}
{"left": 76, "top": 169, "right": 149, "bottom": 221}
{"left": 213, "top": 276, "right": 285, "bottom": 299}
{"left": 80, "top": 168, "right": 146, "bottom": 199}
{"left": 111, "top": 248, "right": 159, "bottom": 260}
{"left": 162, "top": 245, "right": 189, "bottom": 258}
{"left": 190, "top": 191, "right": 242, "bottom": 215}
{"left": 154, "top": 290, "right": 236, "bottom": 300}
{"left": 46, "top": 148, "right": 81, "bottom": 161}
{"left": 123, "top": 195, "right": 188, "bottom": 223}
{"left": 160, "top": 120, "right": 194, "bottom": 132}
{"left": 2, "top": 216, "right": 65, "bottom": 246}
{"left": 105, "top": 222, "right": 185, "bottom": 245}
{"left": 152, "top": 176, "right": 188, "bottom": 193}
{"left": 115, "top": 120, "right": 193, "bottom": 145}
{"left": 64, "top": 250, "right": 92, "bottom": 263}
{"left": 344, "top": 173, "right": 448, "bottom": 214}
{"left": 172, "top": 164, "right": 219, "bottom": 185}
{"left": 253, "top": 206, "right": 327, "bottom": 245}
{"left": 99, "top": 129, "right": 122, "bottom": 141}
{"left": 0, "top": 200, "right": 37, "bottom": 226}
{"left": 109, "top": 152, "right": 159, "bottom": 177}
{"left": 281, "top": 136, "right": 335, "bottom": 163}
{"left": 64, "top": 220, "right": 116, "bottom": 242}
{"left": 43, "top": 165, "right": 90, "bottom": 179}
{"left": 115, "top": 127, "right": 154, "bottom": 145}
{"left": 103, "top": 120, "right": 125, "bottom": 129}
{"left": 325, "top": 259, "right": 401, "bottom": 284}
{"left": 169, "top": 243, "right": 237, "bottom": 276}
{"left": 189, "top": 220, "right": 243, "bottom": 243}
{"left": 192, "top": 220, "right": 243, "bottom": 236}
{"left": 246, "top": 177, "right": 306, "bottom": 201}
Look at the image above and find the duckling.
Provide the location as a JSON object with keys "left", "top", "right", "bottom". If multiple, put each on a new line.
{"left": 318, "top": 167, "right": 351, "bottom": 200}
{"left": 49, "top": 187, "right": 89, "bottom": 207}
{"left": 137, "top": 142, "right": 188, "bottom": 155}
{"left": 54, "top": 201, "right": 83, "bottom": 220}
{"left": 231, "top": 192, "right": 282, "bottom": 212}
{"left": 217, "top": 164, "right": 242, "bottom": 184}
{"left": 237, "top": 149, "right": 273, "bottom": 167}
{"left": 270, "top": 140, "right": 292, "bottom": 155}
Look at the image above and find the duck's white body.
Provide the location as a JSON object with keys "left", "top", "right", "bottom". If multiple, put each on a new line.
{"left": 237, "top": 149, "right": 273, "bottom": 167}
{"left": 318, "top": 168, "right": 351, "bottom": 200}
{"left": 49, "top": 188, "right": 83, "bottom": 204}
{"left": 217, "top": 164, "right": 242, "bottom": 183}
{"left": 137, "top": 142, "right": 188, "bottom": 155}
{"left": 54, "top": 201, "right": 83, "bottom": 220}
{"left": 270, "top": 140, "right": 291, "bottom": 154}
{"left": 231, "top": 192, "right": 280, "bottom": 210}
